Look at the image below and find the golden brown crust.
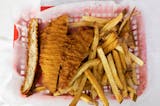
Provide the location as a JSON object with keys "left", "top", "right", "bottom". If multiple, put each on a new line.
{"left": 39, "top": 15, "right": 94, "bottom": 93}
{"left": 39, "top": 15, "right": 68, "bottom": 93}
{"left": 21, "top": 18, "right": 39, "bottom": 95}
{"left": 57, "top": 28, "right": 94, "bottom": 90}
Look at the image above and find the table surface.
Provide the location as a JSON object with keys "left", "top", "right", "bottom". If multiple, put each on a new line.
{"left": 0, "top": 0, "right": 160, "bottom": 106}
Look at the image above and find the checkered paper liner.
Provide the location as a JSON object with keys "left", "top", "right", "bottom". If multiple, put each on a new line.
{"left": 13, "top": 1, "right": 147, "bottom": 100}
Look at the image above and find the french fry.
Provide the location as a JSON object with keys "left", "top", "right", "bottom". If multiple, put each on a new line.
{"left": 93, "top": 66, "right": 101, "bottom": 83}
{"left": 92, "top": 63, "right": 103, "bottom": 99}
{"left": 69, "top": 21, "right": 103, "bottom": 28}
{"left": 103, "top": 39, "right": 118, "bottom": 54}
{"left": 88, "top": 25, "right": 100, "bottom": 100}
{"left": 122, "top": 20, "right": 135, "bottom": 49}
{"left": 112, "top": 50, "right": 128, "bottom": 97}
{"left": 72, "top": 76, "right": 83, "bottom": 91}
{"left": 82, "top": 16, "right": 111, "bottom": 24}
{"left": 85, "top": 69, "right": 109, "bottom": 106}
{"left": 69, "top": 59, "right": 100, "bottom": 86}
{"left": 97, "top": 47, "right": 123, "bottom": 103}
{"left": 91, "top": 86, "right": 98, "bottom": 99}
{"left": 119, "top": 8, "right": 136, "bottom": 49}
{"left": 121, "top": 42, "right": 132, "bottom": 67}
{"left": 97, "top": 62, "right": 104, "bottom": 76}
{"left": 128, "top": 51, "right": 144, "bottom": 66}
{"left": 101, "top": 74, "right": 108, "bottom": 86}
{"left": 100, "top": 12, "right": 124, "bottom": 37}
{"left": 127, "top": 86, "right": 136, "bottom": 93}
{"left": 111, "top": 26, "right": 118, "bottom": 33}
{"left": 115, "top": 45, "right": 124, "bottom": 54}
{"left": 33, "top": 86, "right": 46, "bottom": 93}
{"left": 126, "top": 72, "right": 135, "bottom": 88}
{"left": 101, "top": 26, "right": 118, "bottom": 40}
{"left": 80, "top": 94, "right": 98, "bottom": 106}
{"left": 126, "top": 29, "right": 135, "bottom": 49}
{"left": 69, "top": 90, "right": 75, "bottom": 96}
{"left": 119, "top": 8, "right": 136, "bottom": 33}
{"left": 69, "top": 21, "right": 94, "bottom": 27}
{"left": 54, "top": 86, "right": 73, "bottom": 96}
{"left": 91, "top": 65, "right": 100, "bottom": 99}
{"left": 102, "top": 32, "right": 117, "bottom": 49}
{"left": 107, "top": 53, "right": 123, "bottom": 90}
{"left": 69, "top": 76, "right": 87, "bottom": 106}
{"left": 119, "top": 51, "right": 127, "bottom": 72}
{"left": 102, "top": 32, "right": 117, "bottom": 41}
{"left": 127, "top": 87, "right": 137, "bottom": 102}
{"left": 89, "top": 26, "right": 99, "bottom": 60}
{"left": 131, "top": 63, "right": 139, "bottom": 85}
{"left": 129, "top": 92, "right": 137, "bottom": 102}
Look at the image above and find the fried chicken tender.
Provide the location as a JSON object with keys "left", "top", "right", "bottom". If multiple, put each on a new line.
{"left": 58, "top": 27, "right": 94, "bottom": 90}
{"left": 39, "top": 15, "right": 68, "bottom": 93}
{"left": 39, "top": 15, "right": 93, "bottom": 93}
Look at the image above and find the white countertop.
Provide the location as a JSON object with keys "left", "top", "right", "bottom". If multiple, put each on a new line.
{"left": 0, "top": 0, "right": 160, "bottom": 106}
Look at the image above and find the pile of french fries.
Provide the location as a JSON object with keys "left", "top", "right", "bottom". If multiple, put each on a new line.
{"left": 34, "top": 8, "right": 143, "bottom": 106}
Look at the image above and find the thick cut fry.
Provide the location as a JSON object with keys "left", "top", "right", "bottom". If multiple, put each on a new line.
{"left": 102, "top": 32, "right": 117, "bottom": 49}
{"left": 126, "top": 73, "right": 135, "bottom": 88}
{"left": 120, "top": 21, "right": 135, "bottom": 49}
{"left": 89, "top": 26, "right": 99, "bottom": 60}
{"left": 128, "top": 51, "right": 144, "bottom": 66}
{"left": 112, "top": 50, "right": 128, "bottom": 97}
{"left": 121, "top": 42, "right": 132, "bottom": 67}
{"left": 119, "top": 8, "right": 136, "bottom": 33}
{"left": 127, "top": 86, "right": 137, "bottom": 102}
{"left": 97, "top": 47, "right": 123, "bottom": 103}
{"left": 91, "top": 86, "right": 98, "bottom": 99}
{"left": 69, "top": 59, "right": 100, "bottom": 86}
{"left": 82, "top": 16, "right": 111, "bottom": 24}
{"left": 69, "top": 21, "right": 94, "bottom": 27}
{"left": 131, "top": 63, "right": 139, "bottom": 85}
{"left": 80, "top": 94, "right": 98, "bottom": 106}
{"left": 129, "top": 92, "right": 137, "bottom": 102}
{"left": 88, "top": 25, "right": 100, "bottom": 84}
{"left": 85, "top": 69, "right": 109, "bottom": 106}
{"left": 102, "top": 32, "right": 117, "bottom": 42}
{"left": 33, "top": 86, "right": 46, "bottom": 93}
{"left": 93, "top": 65, "right": 101, "bottom": 83}
{"left": 127, "top": 86, "right": 136, "bottom": 93}
{"left": 97, "top": 62, "right": 104, "bottom": 76}
{"left": 89, "top": 26, "right": 100, "bottom": 99}
{"left": 119, "top": 8, "right": 136, "bottom": 49}
{"left": 69, "top": 21, "right": 103, "bottom": 28}
{"left": 92, "top": 65, "right": 101, "bottom": 99}
{"left": 107, "top": 53, "right": 123, "bottom": 90}
{"left": 54, "top": 86, "right": 73, "bottom": 96}
{"left": 101, "top": 27, "right": 118, "bottom": 40}
{"left": 115, "top": 45, "right": 124, "bottom": 54}
{"left": 100, "top": 12, "right": 124, "bottom": 37}
{"left": 101, "top": 74, "right": 108, "bottom": 86}
{"left": 69, "top": 76, "right": 87, "bottom": 106}
{"left": 119, "top": 51, "right": 127, "bottom": 71}
{"left": 72, "top": 76, "right": 83, "bottom": 91}
{"left": 103, "top": 39, "right": 118, "bottom": 54}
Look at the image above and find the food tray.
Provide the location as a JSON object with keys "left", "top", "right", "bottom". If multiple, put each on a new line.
{"left": 12, "top": 1, "right": 147, "bottom": 106}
